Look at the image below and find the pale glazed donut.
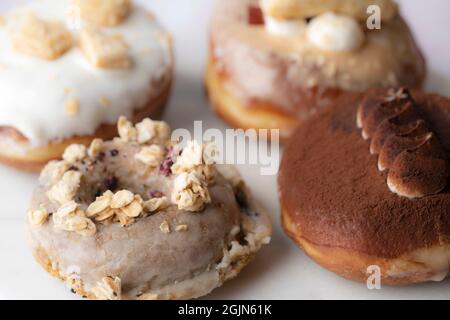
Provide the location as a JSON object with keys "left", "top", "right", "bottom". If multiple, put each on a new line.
{"left": 26, "top": 117, "right": 272, "bottom": 300}
{"left": 206, "top": 0, "right": 425, "bottom": 140}
{"left": 0, "top": 0, "right": 173, "bottom": 171}
{"left": 279, "top": 88, "right": 450, "bottom": 285}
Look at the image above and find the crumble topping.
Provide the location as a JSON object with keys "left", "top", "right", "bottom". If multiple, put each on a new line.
{"left": 12, "top": 12, "right": 73, "bottom": 60}
{"left": 53, "top": 201, "right": 96, "bottom": 236}
{"left": 28, "top": 208, "right": 49, "bottom": 226}
{"left": 46, "top": 170, "right": 82, "bottom": 205}
{"left": 73, "top": 0, "right": 132, "bottom": 27}
{"left": 135, "top": 145, "right": 164, "bottom": 168}
{"left": 62, "top": 144, "right": 87, "bottom": 163}
{"left": 159, "top": 220, "right": 170, "bottom": 233}
{"left": 172, "top": 171, "right": 211, "bottom": 212}
{"left": 79, "top": 29, "right": 131, "bottom": 69}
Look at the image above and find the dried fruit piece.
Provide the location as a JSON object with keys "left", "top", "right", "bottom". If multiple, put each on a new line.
{"left": 80, "top": 29, "right": 130, "bottom": 69}
{"left": 73, "top": 0, "right": 132, "bottom": 27}
{"left": 12, "top": 13, "right": 72, "bottom": 60}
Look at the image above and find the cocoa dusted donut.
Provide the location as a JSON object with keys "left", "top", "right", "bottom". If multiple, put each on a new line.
{"left": 279, "top": 88, "right": 450, "bottom": 285}
{"left": 26, "top": 116, "right": 272, "bottom": 300}
{"left": 0, "top": 0, "right": 173, "bottom": 171}
{"left": 206, "top": 0, "right": 425, "bottom": 140}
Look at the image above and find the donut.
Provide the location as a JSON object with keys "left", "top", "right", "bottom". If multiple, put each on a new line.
{"left": 26, "top": 116, "right": 272, "bottom": 300}
{"left": 206, "top": 0, "right": 425, "bottom": 140}
{"left": 0, "top": 0, "right": 173, "bottom": 171}
{"left": 279, "top": 88, "right": 450, "bottom": 285}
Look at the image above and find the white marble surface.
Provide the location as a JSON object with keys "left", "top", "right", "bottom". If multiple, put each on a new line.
{"left": 0, "top": 0, "right": 449, "bottom": 300}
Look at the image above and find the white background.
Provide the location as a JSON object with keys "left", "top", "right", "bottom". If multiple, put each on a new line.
{"left": 0, "top": 0, "right": 449, "bottom": 299}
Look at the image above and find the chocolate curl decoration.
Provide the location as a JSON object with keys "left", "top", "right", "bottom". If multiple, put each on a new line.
{"left": 357, "top": 88, "right": 449, "bottom": 199}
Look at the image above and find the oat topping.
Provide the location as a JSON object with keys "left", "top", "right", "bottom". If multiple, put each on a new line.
{"left": 46, "top": 170, "right": 82, "bottom": 205}
{"left": 136, "top": 118, "right": 171, "bottom": 144}
{"left": 143, "top": 196, "right": 168, "bottom": 213}
{"left": 12, "top": 13, "right": 72, "bottom": 60}
{"left": 80, "top": 29, "right": 131, "bottom": 69}
{"left": 135, "top": 145, "right": 164, "bottom": 167}
{"left": 172, "top": 171, "right": 211, "bottom": 212}
{"left": 121, "top": 195, "right": 143, "bottom": 218}
{"left": 91, "top": 276, "right": 122, "bottom": 300}
{"left": 53, "top": 201, "right": 96, "bottom": 236}
{"left": 111, "top": 190, "right": 134, "bottom": 209}
{"left": 171, "top": 140, "right": 203, "bottom": 174}
{"left": 73, "top": 0, "right": 132, "bottom": 27}
{"left": 117, "top": 116, "right": 137, "bottom": 142}
{"left": 64, "top": 97, "right": 79, "bottom": 116}
{"left": 175, "top": 224, "right": 188, "bottom": 232}
{"left": 28, "top": 208, "right": 49, "bottom": 226}
{"left": 88, "top": 138, "right": 103, "bottom": 158}
{"left": 39, "top": 160, "right": 70, "bottom": 185}
{"left": 86, "top": 191, "right": 112, "bottom": 217}
{"left": 159, "top": 220, "right": 170, "bottom": 233}
{"left": 63, "top": 144, "right": 87, "bottom": 163}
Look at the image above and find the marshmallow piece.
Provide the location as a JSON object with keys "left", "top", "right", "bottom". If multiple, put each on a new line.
{"left": 12, "top": 13, "right": 72, "bottom": 60}
{"left": 264, "top": 15, "right": 306, "bottom": 37}
{"left": 307, "top": 12, "right": 364, "bottom": 52}
{"left": 72, "top": 0, "right": 132, "bottom": 27}
{"left": 80, "top": 29, "right": 131, "bottom": 69}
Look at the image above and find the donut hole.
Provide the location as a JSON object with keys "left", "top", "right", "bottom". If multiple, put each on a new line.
{"left": 73, "top": 145, "right": 168, "bottom": 205}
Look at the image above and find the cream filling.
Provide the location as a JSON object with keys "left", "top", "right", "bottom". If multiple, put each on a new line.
{"left": 387, "top": 245, "right": 450, "bottom": 282}
{"left": 0, "top": 0, "right": 172, "bottom": 147}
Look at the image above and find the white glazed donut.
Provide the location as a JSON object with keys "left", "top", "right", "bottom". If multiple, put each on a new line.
{"left": 0, "top": 0, "right": 173, "bottom": 171}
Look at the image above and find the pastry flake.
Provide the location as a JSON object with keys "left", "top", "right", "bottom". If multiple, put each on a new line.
{"left": 12, "top": 13, "right": 73, "bottom": 60}
{"left": 73, "top": 0, "right": 132, "bottom": 27}
{"left": 80, "top": 29, "right": 131, "bottom": 69}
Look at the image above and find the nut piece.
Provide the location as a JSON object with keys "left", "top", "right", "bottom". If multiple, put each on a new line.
{"left": 73, "top": 0, "right": 132, "bottom": 27}
{"left": 111, "top": 190, "right": 134, "bottom": 209}
{"left": 46, "top": 170, "right": 82, "bottom": 205}
{"left": 64, "top": 97, "right": 79, "bottom": 116}
{"left": 91, "top": 276, "right": 122, "bottom": 300}
{"left": 63, "top": 144, "right": 87, "bottom": 163}
{"left": 28, "top": 208, "right": 49, "bottom": 226}
{"left": 12, "top": 13, "right": 72, "bottom": 60}
{"left": 135, "top": 145, "right": 164, "bottom": 167}
{"left": 80, "top": 29, "right": 130, "bottom": 69}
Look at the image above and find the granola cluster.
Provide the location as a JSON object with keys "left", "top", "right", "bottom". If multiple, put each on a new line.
{"left": 29, "top": 116, "right": 218, "bottom": 236}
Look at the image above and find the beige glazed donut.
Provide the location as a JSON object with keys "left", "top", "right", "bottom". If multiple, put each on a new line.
{"left": 26, "top": 117, "right": 272, "bottom": 300}
{"left": 206, "top": 0, "right": 425, "bottom": 140}
{"left": 0, "top": 0, "right": 173, "bottom": 171}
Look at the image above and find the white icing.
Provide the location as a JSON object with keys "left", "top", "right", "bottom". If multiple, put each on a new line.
{"left": 264, "top": 15, "right": 306, "bottom": 37}
{"left": 307, "top": 12, "right": 364, "bottom": 52}
{"left": 0, "top": 0, "right": 172, "bottom": 147}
